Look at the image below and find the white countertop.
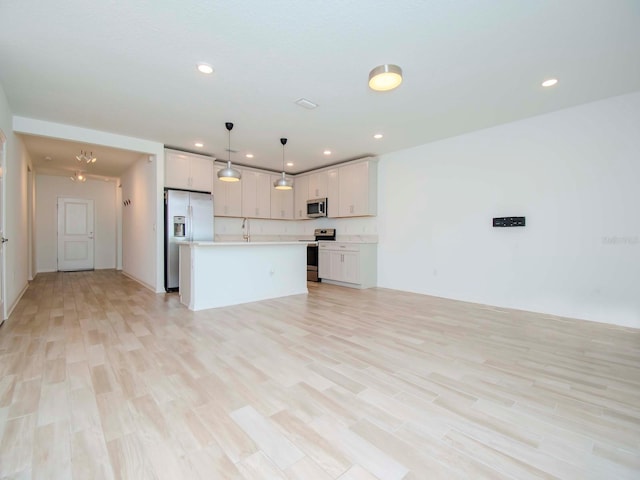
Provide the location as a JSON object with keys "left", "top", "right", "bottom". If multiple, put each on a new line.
{"left": 320, "top": 240, "right": 379, "bottom": 244}
{"left": 184, "top": 241, "right": 306, "bottom": 247}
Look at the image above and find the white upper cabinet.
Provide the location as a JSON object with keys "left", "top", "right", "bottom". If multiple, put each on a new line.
{"left": 212, "top": 165, "right": 242, "bottom": 217}
{"left": 307, "top": 170, "right": 328, "bottom": 199}
{"left": 165, "top": 149, "right": 214, "bottom": 192}
{"left": 242, "top": 169, "right": 271, "bottom": 219}
{"left": 326, "top": 168, "right": 340, "bottom": 218}
{"left": 294, "top": 175, "right": 310, "bottom": 220}
{"left": 338, "top": 158, "right": 378, "bottom": 217}
{"left": 270, "top": 175, "right": 294, "bottom": 220}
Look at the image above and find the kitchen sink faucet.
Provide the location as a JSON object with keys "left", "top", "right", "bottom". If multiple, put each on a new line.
{"left": 241, "top": 217, "right": 250, "bottom": 242}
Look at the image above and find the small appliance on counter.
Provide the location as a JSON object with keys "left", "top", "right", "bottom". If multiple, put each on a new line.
{"left": 164, "top": 188, "right": 214, "bottom": 291}
{"left": 304, "top": 228, "right": 336, "bottom": 282}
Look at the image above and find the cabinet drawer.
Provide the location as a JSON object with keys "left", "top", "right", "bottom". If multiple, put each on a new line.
{"left": 319, "top": 242, "right": 360, "bottom": 252}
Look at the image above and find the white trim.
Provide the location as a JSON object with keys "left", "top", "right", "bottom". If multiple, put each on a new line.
{"left": 6, "top": 282, "right": 29, "bottom": 320}
{"left": 121, "top": 270, "right": 156, "bottom": 292}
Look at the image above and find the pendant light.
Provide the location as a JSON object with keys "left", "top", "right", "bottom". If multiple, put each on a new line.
{"left": 274, "top": 137, "right": 293, "bottom": 190}
{"left": 217, "top": 122, "right": 241, "bottom": 182}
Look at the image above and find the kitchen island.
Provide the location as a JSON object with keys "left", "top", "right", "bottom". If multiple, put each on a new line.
{"left": 178, "top": 241, "right": 308, "bottom": 311}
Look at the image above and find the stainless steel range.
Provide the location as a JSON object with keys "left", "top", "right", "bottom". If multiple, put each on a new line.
{"left": 304, "top": 228, "right": 336, "bottom": 282}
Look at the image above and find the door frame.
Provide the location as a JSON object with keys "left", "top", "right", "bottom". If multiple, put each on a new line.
{"left": 0, "top": 129, "right": 6, "bottom": 323}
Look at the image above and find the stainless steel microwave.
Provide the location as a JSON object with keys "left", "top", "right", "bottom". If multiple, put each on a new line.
{"left": 307, "top": 198, "right": 328, "bottom": 218}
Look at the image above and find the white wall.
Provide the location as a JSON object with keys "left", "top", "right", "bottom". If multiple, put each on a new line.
{"left": 121, "top": 155, "right": 158, "bottom": 290}
{"left": 0, "top": 84, "right": 31, "bottom": 319}
{"left": 378, "top": 92, "right": 640, "bottom": 328}
{"left": 35, "top": 175, "right": 118, "bottom": 272}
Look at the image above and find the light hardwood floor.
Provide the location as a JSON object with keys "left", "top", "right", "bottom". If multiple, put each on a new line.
{"left": 1, "top": 270, "right": 639, "bottom": 479}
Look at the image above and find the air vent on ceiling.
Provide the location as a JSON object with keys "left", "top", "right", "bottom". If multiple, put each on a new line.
{"left": 295, "top": 98, "right": 318, "bottom": 110}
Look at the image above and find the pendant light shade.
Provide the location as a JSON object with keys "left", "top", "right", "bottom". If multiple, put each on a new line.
{"left": 274, "top": 138, "right": 293, "bottom": 190}
{"left": 368, "top": 64, "right": 403, "bottom": 91}
{"left": 217, "top": 122, "right": 241, "bottom": 182}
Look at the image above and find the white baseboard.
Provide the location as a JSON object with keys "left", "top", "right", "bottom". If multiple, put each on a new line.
{"left": 6, "top": 282, "right": 29, "bottom": 320}
{"left": 121, "top": 270, "right": 156, "bottom": 292}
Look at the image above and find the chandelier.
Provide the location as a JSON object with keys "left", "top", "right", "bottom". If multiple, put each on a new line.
{"left": 70, "top": 171, "right": 87, "bottom": 182}
{"left": 76, "top": 150, "right": 97, "bottom": 164}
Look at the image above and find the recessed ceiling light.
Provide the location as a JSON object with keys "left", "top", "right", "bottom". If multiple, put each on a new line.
{"left": 245, "top": 153, "right": 254, "bottom": 158}
{"left": 197, "top": 63, "right": 214, "bottom": 74}
{"left": 541, "top": 78, "right": 558, "bottom": 87}
{"left": 373, "top": 133, "right": 383, "bottom": 139}
{"left": 286, "top": 162, "right": 294, "bottom": 167}
{"left": 194, "top": 142, "right": 204, "bottom": 148}
{"left": 323, "top": 150, "right": 332, "bottom": 155}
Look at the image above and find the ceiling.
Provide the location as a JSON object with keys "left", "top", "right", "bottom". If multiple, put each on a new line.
{"left": 1, "top": 1, "right": 639, "bottom": 179}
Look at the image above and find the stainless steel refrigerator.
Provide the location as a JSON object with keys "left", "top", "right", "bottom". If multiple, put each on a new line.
{"left": 164, "top": 189, "right": 214, "bottom": 291}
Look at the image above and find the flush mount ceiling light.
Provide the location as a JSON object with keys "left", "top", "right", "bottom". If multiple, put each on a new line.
{"left": 541, "top": 78, "right": 559, "bottom": 87}
{"left": 323, "top": 150, "right": 332, "bottom": 155}
{"left": 70, "top": 171, "right": 87, "bottom": 183}
{"left": 245, "top": 153, "right": 254, "bottom": 158}
{"left": 76, "top": 150, "right": 96, "bottom": 164}
{"left": 218, "top": 122, "right": 242, "bottom": 182}
{"left": 197, "top": 63, "right": 214, "bottom": 74}
{"left": 274, "top": 138, "right": 293, "bottom": 190}
{"left": 373, "top": 133, "right": 383, "bottom": 139}
{"left": 368, "top": 64, "right": 403, "bottom": 91}
{"left": 194, "top": 142, "right": 204, "bottom": 148}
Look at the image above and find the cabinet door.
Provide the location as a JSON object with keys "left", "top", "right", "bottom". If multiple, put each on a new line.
{"left": 270, "top": 175, "right": 294, "bottom": 219}
{"left": 165, "top": 152, "right": 191, "bottom": 189}
{"left": 225, "top": 179, "right": 242, "bottom": 217}
{"left": 294, "top": 175, "right": 309, "bottom": 219}
{"left": 241, "top": 170, "right": 258, "bottom": 218}
{"left": 339, "top": 161, "right": 369, "bottom": 217}
{"left": 327, "top": 168, "right": 339, "bottom": 218}
{"left": 211, "top": 167, "right": 226, "bottom": 216}
{"left": 308, "top": 171, "right": 328, "bottom": 199}
{"left": 189, "top": 156, "right": 213, "bottom": 193}
{"left": 318, "top": 250, "right": 331, "bottom": 279}
{"left": 242, "top": 170, "right": 271, "bottom": 218}
{"left": 342, "top": 251, "right": 360, "bottom": 284}
{"left": 212, "top": 166, "right": 242, "bottom": 217}
{"left": 255, "top": 172, "right": 272, "bottom": 218}
{"left": 329, "top": 251, "right": 344, "bottom": 281}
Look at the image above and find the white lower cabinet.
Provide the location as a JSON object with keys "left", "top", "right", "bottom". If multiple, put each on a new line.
{"left": 318, "top": 242, "right": 377, "bottom": 288}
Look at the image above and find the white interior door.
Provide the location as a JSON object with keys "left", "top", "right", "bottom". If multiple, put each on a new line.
{"left": 0, "top": 130, "right": 6, "bottom": 322}
{"left": 57, "top": 197, "right": 95, "bottom": 271}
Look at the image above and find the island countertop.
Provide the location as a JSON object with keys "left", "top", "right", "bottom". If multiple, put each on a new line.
{"left": 186, "top": 241, "right": 306, "bottom": 246}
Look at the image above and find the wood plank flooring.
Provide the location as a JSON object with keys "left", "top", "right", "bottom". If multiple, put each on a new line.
{"left": 1, "top": 269, "right": 639, "bottom": 479}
